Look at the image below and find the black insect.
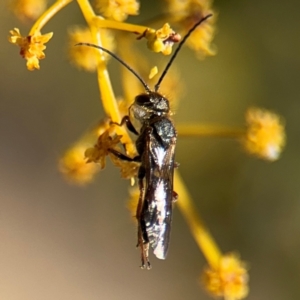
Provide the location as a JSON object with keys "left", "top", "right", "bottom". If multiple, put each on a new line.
{"left": 77, "top": 14, "right": 212, "bottom": 269}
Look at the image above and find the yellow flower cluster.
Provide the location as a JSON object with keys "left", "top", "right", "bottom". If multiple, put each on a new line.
{"left": 165, "top": 0, "right": 216, "bottom": 56}
{"left": 243, "top": 107, "right": 286, "bottom": 161}
{"left": 85, "top": 130, "right": 122, "bottom": 167}
{"left": 59, "top": 145, "right": 101, "bottom": 185}
{"left": 94, "top": 0, "right": 140, "bottom": 21}
{"left": 9, "top": 28, "right": 53, "bottom": 70}
{"left": 174, "top": 173, "right": 249, "bottom": 300}
{"left": 144, "top": 23, "right": 181, "bottom": 55}
{"left": 59, "top": 120, "right": 110, "bottom": 184}
{"left": 10, "top": 0, "right": 47, "bottom": 22}
{"left": 68, "top": 26, "right": 115, "bottom": 72}
{"left": 202, "top": 253, "right": 249, "bottom": 300}
{"left": 84, "top": 128, "right": 140, "bottom": 179}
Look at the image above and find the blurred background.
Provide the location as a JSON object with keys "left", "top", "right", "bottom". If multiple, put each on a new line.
{"left": 1, "top": 0, "right": 300, "bottom": 299}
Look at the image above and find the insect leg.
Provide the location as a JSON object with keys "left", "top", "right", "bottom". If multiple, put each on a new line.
{"left": 172, "top": 190, "right": 178, "bottom": 202}
{"left": 172, "top": 163, "right": 179, "bottom": 202}
{"left": 109, "top": 146, "right": 150, "bottom": 268}
{"left": 108, "top": 148, "right": 141, "bottom": 162}
{"left": 136, "top": 166, "right": 151, "bottom": 270}
{"left": 111, "top": 116, "right": 139, "bottom": 135}
{"left": 174, "top": 162, "right": 180, "bottom": 168}
{"left": 136, "top": 167, "right": 151, "bottom": 270}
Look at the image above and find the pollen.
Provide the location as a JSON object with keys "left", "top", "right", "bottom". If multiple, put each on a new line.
{"left": 148, "top": 66, "right": 158, "bottom": 79}
{"left": 9, "top": 0, "right": 47, "bottom": 22}
{"left": 145, "top": 23, "right": 181, "bottom": 55}
{"left": 9, "top": 28, "right": 53, "bottom": 70}
{"left": 243, "top": 107, "right": 286, "bottom": 161}
{"left": 94, "top": 0, "right": 140, "bottom": 22}
{"left": 202, "top": 253, "right": 249, "bottom": 300}
{"left": 68, "top": 26, "right": 115, "bottom": 72}
{"left": 59, "top": 145, "right": 100, "bottom": 185}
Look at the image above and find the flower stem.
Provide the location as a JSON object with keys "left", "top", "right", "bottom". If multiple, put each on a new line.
{"left": 76, "top": 0, "right": 120, "bottom": 120}
{"left": 92, "top": 17, "right": 148, "bottom": 35}
{"left": 76, "top": 0, "right": 135, "bottom": 154}
{"left": 29, "top": 0, "right": 73, "bottom": 35}
{"left": 174, "top": 171, "right": 222, "bottom": 269}
{"left": 76, "top": 0, "right": 94, "bottom": 20}
{"left": 177, "top": 124, "right": 245, "bottom": 138}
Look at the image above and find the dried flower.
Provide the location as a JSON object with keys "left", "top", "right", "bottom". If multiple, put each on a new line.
{"left": 8, "top": 28, "right": 53, "bottom": 70}
{"left": 202, "top": 253, "right": 249, "bottom": 300}
{"left": 243, "top": 107, "right": 286, "bottom": 161}
{"left": 94, "top": 0, "right": 139, "bottom": 22}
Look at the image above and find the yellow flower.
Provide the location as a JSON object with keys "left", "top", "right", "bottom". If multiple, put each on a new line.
{"left": 165, "top": 0, "right": 216, "bottom": 57}
{"left": 144, "top": 23, "right": 181, "bottom": 55}
{"left": 85, "top": 127, "right": 139, "bottom": 180}
{"left": 202, "top": 253, "right": 249, "bottom": 300}
{"left": 165, "top": 0, "right": 213, "bottom": 21}
{"left": 110, "top": 154, "right": 140, "bottom": 179}
{"left": 59, "top": 145, "right": 101, "bottom": 185}
{"left": 243, "top": 107, "right": 286, "bottom": 161}
{"left": 85, "top": 130, "right": 122, "bottom": 167}
{"left": 9, "top": 0, "right": 47, "bottom": 22}
{"left": 59, "top": 120, "right": 111, "bottom": 185}
{"left": 185, "top": 17, "right": 216, "bottom": 57}
{"left": 8, "top": 28, "right": 53, "bottom": 70}
{"left": 68, "top": 26, "right": 115, "bottom": 72}
{"left": 94, "top": 0, "right": 140, "bottom": 22}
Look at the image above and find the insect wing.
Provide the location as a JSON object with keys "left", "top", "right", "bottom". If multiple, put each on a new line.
{"left": 143, "top": 132, "right": 176, "bottom": 260}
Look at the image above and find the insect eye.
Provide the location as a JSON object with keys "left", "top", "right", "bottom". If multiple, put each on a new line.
{"left": 135, "top": 94, "right": 151, "bottom": 105}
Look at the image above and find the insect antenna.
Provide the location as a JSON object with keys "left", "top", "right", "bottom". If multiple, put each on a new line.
{"left": 75, "top": 42, "right": 152, "bottom": 93}
{"left": 154, "top": 14, "right": 213, "bottom": 92}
